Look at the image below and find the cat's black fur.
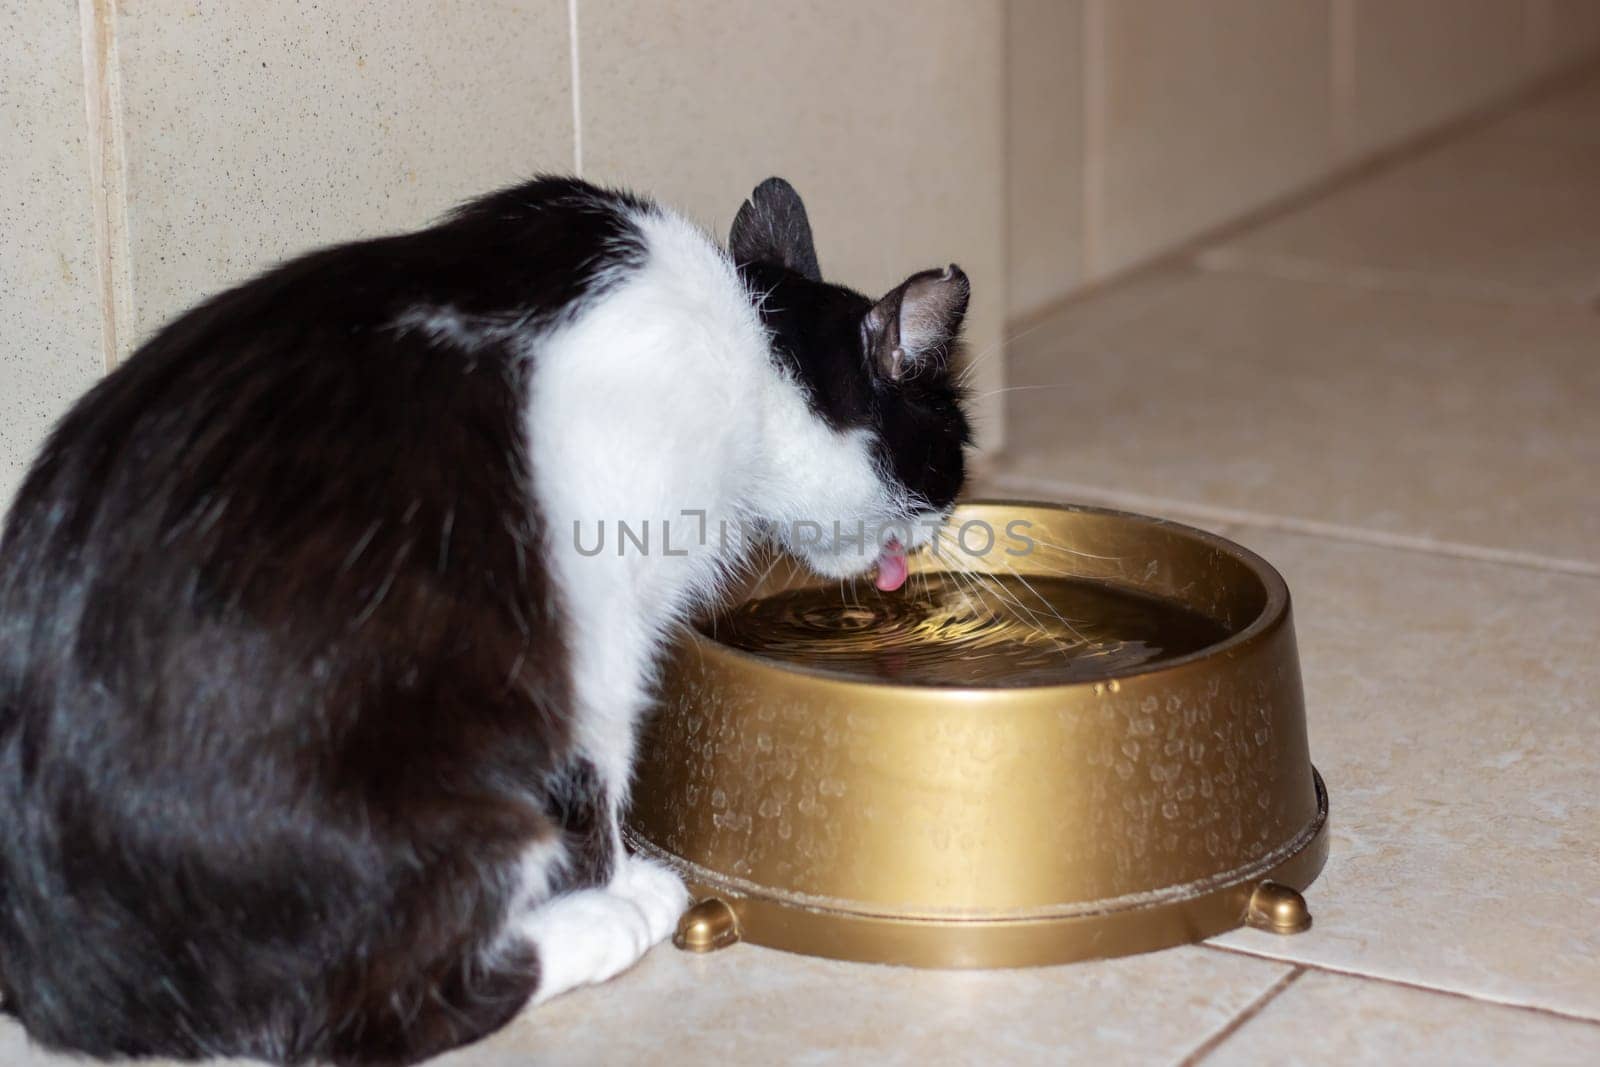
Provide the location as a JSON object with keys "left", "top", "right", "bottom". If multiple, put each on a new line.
{"left": 0, "top": 177, "right": 643, "bottom": 1063}
{"left": 742, "top": 261, "right": 971, "bottom": 512}
{"left": 732, "top": 179, "right": 971, "bottom": 513}
{"left": 0, "top": 176, "right": 970, "bottom": 1064}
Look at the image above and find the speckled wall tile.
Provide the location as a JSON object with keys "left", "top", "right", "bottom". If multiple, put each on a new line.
{"left": 1006, "top": 0, "right": 1085, "bottom": 321}
{"left": 431, "top": 942, "right": 1291, "bottom": 1066}
{"left": 1194, "top": 527, "right": 1600, "bottom": 1020}
{"left": 1203, "top": 970, "right": 1600, "bottom": 1066}
{"left": 577, "top": 0, "right": 1008, "bottom": 452}
{"left": 994, "top": 269, "right": 1600, "bottom": 570}
{"left": 1086, "top": 0, "right": 1335, "bottom": 280}
{"left": 1203, "top": 125, "right": 1600, "bottom": 303}
{"left": 0, "top": 1, "right": 107, "bottom": 508}
{"left": 113, "top": 2, "right": 574, "bottom": 350}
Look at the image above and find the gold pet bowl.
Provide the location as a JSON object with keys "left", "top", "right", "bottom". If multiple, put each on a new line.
{"left": 625, "top": 501, "right": 1327, "bottom": 967}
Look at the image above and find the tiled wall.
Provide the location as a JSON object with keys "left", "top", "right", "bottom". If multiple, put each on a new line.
{"left": 2, "top": 1, "right": 106, "bottom": 511}
{"left": 0, "top": 1, "right": 1006, "bottom": 507}
{"left": 1007, "top": 0, "right": 1600, "bottom": 322}
{"left": 18, "top": 2, "right": 1592, "bottom": 502}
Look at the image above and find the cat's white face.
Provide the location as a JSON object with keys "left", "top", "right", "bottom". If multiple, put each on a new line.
{"left": 757, "top": 415, "right": 946, "bottom": 591}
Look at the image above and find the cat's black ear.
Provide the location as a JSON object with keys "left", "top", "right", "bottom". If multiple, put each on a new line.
{"left": 729, "top": 177, "right": 822, "bottom": 281}
{"left": 864, "top": 265, "right": 970, "bottom": 382}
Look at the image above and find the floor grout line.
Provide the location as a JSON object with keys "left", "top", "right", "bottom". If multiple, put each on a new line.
{"left": 1199, "top": 942, "right": 1600, "bottom": 1031}
{"left": 1177, "top": 966, "right": 1306, "bottom": 1066}
{"left": 981, "top": 472, "right": 1600, "bottom": 580}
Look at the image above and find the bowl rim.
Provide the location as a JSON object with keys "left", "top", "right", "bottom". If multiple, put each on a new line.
{"left": 680, "top": 498, "right": 1293, "bottom": 700}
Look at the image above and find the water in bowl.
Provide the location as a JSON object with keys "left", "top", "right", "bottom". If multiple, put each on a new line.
{"left": 704, "top": 572, "right": 1231, "bottom": 687}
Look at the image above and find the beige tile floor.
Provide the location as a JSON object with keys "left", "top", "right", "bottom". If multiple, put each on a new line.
{"left": 1200, "top": 68, "right": 1600, "bottom": 306}
{"left": 6, "top": 65, "right": 1600, "bottom": 1067}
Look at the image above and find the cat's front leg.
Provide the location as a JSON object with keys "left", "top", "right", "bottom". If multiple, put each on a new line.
{"left": 513, "top": 755, "right": 688, "bottom": 1006}
{"left": 516, "top": 853, "right": 687, "bottom": 1006}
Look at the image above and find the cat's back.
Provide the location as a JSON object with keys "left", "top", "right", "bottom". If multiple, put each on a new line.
{"left": 0, "top": 176, "right": 652, "bottom": 583}
{"left": 0, "top": 178, "right": 668, "bottom": 765}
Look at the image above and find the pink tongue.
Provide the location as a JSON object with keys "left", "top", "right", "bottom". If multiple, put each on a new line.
{"left": 874, "top": 540, "right": 908, "bottom": 592}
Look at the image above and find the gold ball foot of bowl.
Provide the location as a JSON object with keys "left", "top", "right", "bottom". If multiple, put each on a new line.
{"left": 1246, "top": 881, "right": 1313, "bottom": 935}
{"left": 626, "top": 502, "right": 1329, "bottom": 968}
{"left": 674, "top": 897, "right": 741, "bottom": 952}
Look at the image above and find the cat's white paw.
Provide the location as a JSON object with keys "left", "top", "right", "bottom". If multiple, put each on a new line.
{"left": 610, "top": 854, "right": 689, "bottom": 944}
{"left": 517, "top": 859, "right": 685, "bottom": 1007}
{"left": 520, "top": 887, "right": 654, "bottom": 1006}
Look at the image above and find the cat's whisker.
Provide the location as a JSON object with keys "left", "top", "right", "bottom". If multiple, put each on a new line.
{"left": 739, "top": 548, "right": 788, "bottom": 601}
{"left": 953, "top": 567, "right": 1076, "bottom": 655}
{"left": 931, "top": 531, "right": 1076, "bottom": 652}
{"left": 966, "top": 382, "right": 1077, "bottom": 402}
{"left": 1007, "top": 531, "right": 1126, "bottom": 564}
{"left": 942, "top": 528, "right": 1090, "bottom": 641}
{"left": 991, "top": 555, "right": 1094, "bottom": 646}
{"left": 954, "top": 314, "right": 1062, "bottom": 385}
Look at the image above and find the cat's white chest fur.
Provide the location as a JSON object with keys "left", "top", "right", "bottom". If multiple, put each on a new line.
{"left": 525, "top": 207, "right": 885, "bottom": 795}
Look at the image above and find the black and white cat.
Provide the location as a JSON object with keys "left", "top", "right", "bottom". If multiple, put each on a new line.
{"left": 0, "top": 177, "right": 970, "bottom": 1064}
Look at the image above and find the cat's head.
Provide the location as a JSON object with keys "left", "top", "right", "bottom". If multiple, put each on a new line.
{"left": 730, "top": 178, "right": 971, "bottom": 591}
